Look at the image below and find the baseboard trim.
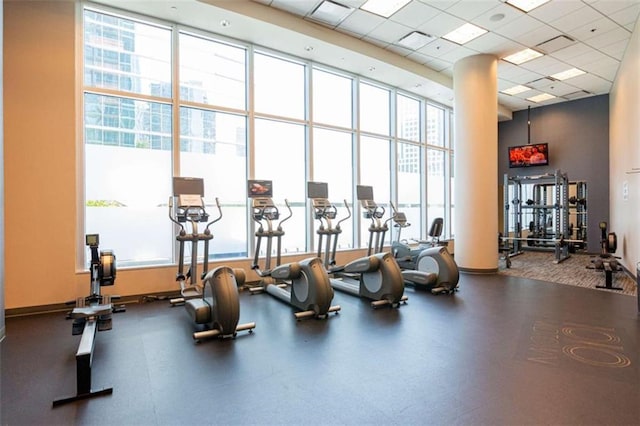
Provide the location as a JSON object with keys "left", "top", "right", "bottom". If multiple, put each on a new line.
{"left": 459, "top": 266, "right": 499, "bottom": 274}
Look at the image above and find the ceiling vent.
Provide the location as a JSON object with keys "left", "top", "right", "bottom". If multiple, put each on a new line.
{"left": 309, "top": 0, "right": 353, "bottom": 26}
{"left": 536, "top": 35, "right": 575, "bottom": 53}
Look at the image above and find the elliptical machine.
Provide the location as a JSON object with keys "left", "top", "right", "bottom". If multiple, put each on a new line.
{"left": 384, "top": 204, "right": 460, "bottom": 294}
{"left": 248, "top": 180, "right": 340, "bottom": 320}
{"left": 169, "top": 177, "right": 255, "bottom": 341}
{"left": 308, "top": 182, "right": 406, "bottom": 308}
{"left": 389, "top": 204, "right": 459, "bottom": 295}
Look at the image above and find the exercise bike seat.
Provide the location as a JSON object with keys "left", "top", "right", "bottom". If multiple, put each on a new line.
{"left": 69, "top": 304, "right": 113, "bottom": 319}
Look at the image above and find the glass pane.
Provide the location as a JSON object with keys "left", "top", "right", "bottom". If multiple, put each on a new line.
{"left": 254, "top": 119, "right": 306, "bottom": 254}
{"left": 312, "top": 69, "right": 352, "bottom": 128}
{"left": 254, "top": 53, "right": 305, "bottom": 120}
{"left": 84, "top": 10, "right": 171, "bottom": 98}
{"left": 359, "top": 83, "right": 390, "bottom": 136}
{"left": 426, "top": 104, "right": 446, "bottom": 147}
{"left": 179, "top": 108, "right": 247, "bottom": 258}
{"left": 359, "top": 135, "right": 390, "bottom": 249}
{"left": 179, "top": 33, "right": 246, "bottom": 110}
{"left": 427, "top": 148, "right": 445, "bottom": 228}
{"left": 397, "top": 94, "right": 420, "bottom": 142}
{"left": 84, "top": 93, "right": 172, "bottom": 267}
{"left": 397, "top": 142, "right": 422, "bottom": 240}
{"left": 312, "top": 128, "right": 354, "bottom": 250}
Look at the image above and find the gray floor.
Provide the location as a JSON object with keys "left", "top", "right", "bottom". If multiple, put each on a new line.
{"left": 2, "top": 273, "right": 639, "bottom": 425}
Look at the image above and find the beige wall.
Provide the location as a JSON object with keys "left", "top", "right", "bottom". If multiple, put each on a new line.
{"left": 610, "top": 18, "right": 640, "bottom": 276}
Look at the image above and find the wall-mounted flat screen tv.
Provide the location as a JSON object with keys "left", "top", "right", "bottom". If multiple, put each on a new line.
{"left": 508, "top": 143, "right": 549, "bottom": 168}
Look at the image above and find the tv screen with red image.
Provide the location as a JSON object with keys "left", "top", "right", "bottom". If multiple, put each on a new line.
{"left": 508, "top": 143, "right": 549, "bottom": 168}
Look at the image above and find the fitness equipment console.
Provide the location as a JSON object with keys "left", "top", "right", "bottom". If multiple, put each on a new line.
{"left": 308, "top": 182, "right": 407, "bottom": 308}
{"left": 53, "top": 234, "right": 123, "bottom": 407}
{"left": 169, "top": 177, "right": 255, "bottom": 341}
{"left": 248, "top": 180, "right": 340, "bottom": 320}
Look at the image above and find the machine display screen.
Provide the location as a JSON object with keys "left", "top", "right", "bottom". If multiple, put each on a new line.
{"left": 307, "top": 181, "right": 328, "bottom": 199}
{"left": 356, "top": 185, "right": 374, "bottom": 201}
{"left": 173, "top": 176, "right": 204, "bottom": 196}
{"left": 248, "top": 180, "right": 273, "bottom": 198}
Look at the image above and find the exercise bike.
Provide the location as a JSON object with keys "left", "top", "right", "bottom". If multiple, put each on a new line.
{"left": 587, "top": 221, "right": 623, "bottom": 291}
{"left": 248, "top": 180, "right": 340, "bottom": 320}
{"left": 53, "top": 234, "right": 123, "bottom": 407}
{"left": 169, "top": 177, "right": 255, "bottom": 341}
{"left": 389, "top": 204, "right": 459, "bottom": 295}
{"left": 308, "top": 182, "right": 407, "bottom": 308}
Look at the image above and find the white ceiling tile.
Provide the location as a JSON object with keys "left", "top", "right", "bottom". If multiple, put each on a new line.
{"left": 426, "top": 57, "right": 453, "bottom": 71}
{"left": 465, "top": 32, "right": 523, "bottom": 56}
{"left": 608, "top": 2, "right": 640, "bottom": 27}
{"left": 438, "top": 45, "right": 478, "bottom": 63}
{"left": 590, "top": 0, "right": 639, "bottom": 15}
{"left": 387, "top": 43, "right": 414, "bottom": 56}
{"left": 493, "top": 14, "right": 544, "bottom": 39}
{"left": 417, "top": 12, "right": 466, "bottom": 37}
{"left": 472, "top": 3, "right": 525, "bottom": 32}
{"left": 518, "top": 55, "right": 568, "bottom": 75}
{"left": 417, "top": 38, "right": 460, "bottom": 57}
{"left": 528, "top": 0, "right": 585, "bottom": 23}
{"left": 444, "top": 0, "right": 502, "bottom": 22}
{"left": 568, "top": 49, "right": 611, "bottom": 67}
{"left": 361, "top": 35, "right": 390, "bottom": 48}
{"left": 550, "top": 42, "right": 597, "bottom": 61}
{"left": 514, "top": 24, "right": 563, "bottom": 47}
{"left": 389, "top": 1, "right": 442, "bottom": 28}
{"left": 505, "top": 70, "right": 545, "bottom": 85}
{"left": 366, "top": 18, "right": 413, "bottom": 43}
{"left": 565, "top": 72, "right": 612, "bottom": 94}
{"left": 580, "top": 56, "right": 620, "bottom": 81}
{"left": 417, "top": 0, "right": 459, "bottom": 11}
{"left": 341, "top": 0, "right": 368, "bottom": 7}
{"left": 547, "top": 5, "right": 603, "bottom": 33}
{"left": 583, "top": 26, "right": 631, "bottom": 50}
{"left": 539, "top": 81, "right": 581, "bottom": 97}
{"left": 599, "top": 38, "right": 630, "bottom": 60}
{"left": 564, "top": 17, "right": 618, "bottom": 42}
{"left": 337, "top": 8, "right": 385, "bottom": 35}
{"left": 271, "top": 0, "right": 320, "bottom": 16}
{"left": 405, "top": 50, "right": 433, "bottom": 63}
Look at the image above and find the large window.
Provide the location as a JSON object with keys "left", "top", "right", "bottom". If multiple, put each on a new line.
{"left": 82, "top": 7, "right": 454, "bottom": 268}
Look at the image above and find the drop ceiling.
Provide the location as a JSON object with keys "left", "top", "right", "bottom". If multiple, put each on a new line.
{"left": 91, "top": 0, "right": 639, "bottom": 116}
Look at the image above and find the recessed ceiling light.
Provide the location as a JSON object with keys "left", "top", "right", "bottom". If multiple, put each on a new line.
{"left": 550, "top": 68, "right": 586, "bottom": 81}
{"left": 527, "top": 93, "right": 556, "bottom": 103}
{"left": 502, "top": 48, "right": 544, "bottom": 65}
{"left": 397, "top": 31, "right": 434, "bottom": 50}
{"left": 506, "top": 0, "right": 551, "bottom": 13}
{"left": 360, "top": 0, "right": 411, "bottom": 18}
{"left": 490, "top": 13, "right": 505, "bottom": 22}
{"left": 442, "top": 23, "right": 487, "bottom": 45}
{"left": 501, "top": 85, "right": 531, "bottom": 95}
{"left": 310, "top": 0, "right": 354, "bottom": 26}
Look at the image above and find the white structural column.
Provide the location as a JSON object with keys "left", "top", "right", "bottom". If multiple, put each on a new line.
{"left": 453, "top": 54, "right": 498, "bottom": 273}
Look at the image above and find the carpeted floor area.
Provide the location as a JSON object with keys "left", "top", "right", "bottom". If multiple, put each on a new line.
{"left": 498, "top": 251, "right": 637, "bottom": 296}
